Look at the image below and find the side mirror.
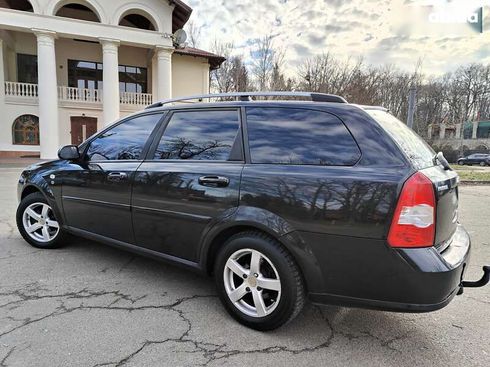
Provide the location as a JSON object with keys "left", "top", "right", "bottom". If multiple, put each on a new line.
{"left": 58, "top": 145, "right": 80, "bottom": 160}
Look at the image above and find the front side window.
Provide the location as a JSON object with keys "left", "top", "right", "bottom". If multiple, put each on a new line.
{"left": 86, "top": 113, "right": 162, "bottom": 161}
{"left": 246, "top": 107, "right": 360, "bottom": 166}
{"left": 154, "top": 110, "right": 240, "bottom": 161}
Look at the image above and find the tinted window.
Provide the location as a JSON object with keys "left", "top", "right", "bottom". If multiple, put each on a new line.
{"left": 246, "top": 107, "right": 360, "bottom": 165}
{"left": 366, "top": 109, "right": 435, "bottom": 169}
{"left": 154, "top": 110, "right": 240, "bottom": 160}
{"left": 86, "top": 113, "right": 162, "bottom": 161}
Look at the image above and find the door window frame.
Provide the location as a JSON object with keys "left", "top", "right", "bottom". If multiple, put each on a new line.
{"left": 79, "top": 111, "right": 167, "bottom": 163}
{"left": 146, "top": 107, "right": 245, "bottom": 163}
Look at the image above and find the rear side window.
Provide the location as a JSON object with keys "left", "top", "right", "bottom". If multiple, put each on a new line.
{"left": 86, "top": 113, "right": 162, "bottom": 161}
{"left": 366, "top": 109, "right": 435, "bottom": 169}
{"left": 154, "top": 110, "right": 240, "bottom": 160}
{"left": 246, "top": 107, "right": 360, "bottom": 165}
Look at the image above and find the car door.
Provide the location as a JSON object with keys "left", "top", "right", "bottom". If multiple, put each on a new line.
{"left": 61, "top": 112, "right": 164, "bottom": 242}
{"left": 131, "top": 108, "right": 244, "bottom": 262}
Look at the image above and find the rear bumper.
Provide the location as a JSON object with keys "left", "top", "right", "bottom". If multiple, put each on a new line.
{"left": 306, "top": 225, "right": 471, "bottom": 312}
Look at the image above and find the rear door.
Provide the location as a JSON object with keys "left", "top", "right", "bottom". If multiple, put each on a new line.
{"left": 131, "top": 108, "right": 244, "bottom": 262}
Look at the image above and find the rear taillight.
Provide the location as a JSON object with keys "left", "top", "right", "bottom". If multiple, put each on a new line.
{"left": 388, "top": 172, "right": 436, "bottom": 248}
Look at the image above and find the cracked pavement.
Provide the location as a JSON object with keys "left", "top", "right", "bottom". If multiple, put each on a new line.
{"left": 0, "top": 165, "right": 489, "bottom": 367}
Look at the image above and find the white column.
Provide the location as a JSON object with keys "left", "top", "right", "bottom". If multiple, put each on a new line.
{"left": 455, "top": 123, "right": 461, "bottom": 139}
{"left": 100, "top": 38, "right": 120, "bottom": 126}
{"left": 33, "top": 29, "right": 59, "bottom": 159}
{"left": 155, "top": 46, "right": 173, "bottom": 101}
{"left": 439, "top": 123, "right": 446, "bottom": 139}
{"left": 151, "top": 52, "right": 158, "bottom": 98}
{"left": 472, "top": 121, "right": 479, "bottom": 139}
{"left": 0, "top": 39, "right": 5, "bottom": 100}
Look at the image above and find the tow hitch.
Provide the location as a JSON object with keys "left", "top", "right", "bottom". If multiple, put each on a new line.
{"left": 457, "top": 266, "right": 490, "bottom": 295}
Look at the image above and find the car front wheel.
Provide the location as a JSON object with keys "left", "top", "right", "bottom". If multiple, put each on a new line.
{"left": 214, "top": 231, "right": 305, "bottom": 331}
{"left": 457, "top": 160, "right": 464, "bottom": 165}
{"left": 16, "top": 192, "right": 66, "bottom": 249}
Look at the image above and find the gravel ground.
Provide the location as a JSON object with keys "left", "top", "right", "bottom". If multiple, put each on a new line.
{"left": 0, "top": 165, "right": 489, "bottom": 367}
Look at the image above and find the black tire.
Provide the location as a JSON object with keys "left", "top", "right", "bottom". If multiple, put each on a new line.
{"left": 16, "top": 192, "right": 66, "bottom": 249}
{"left": 480, "top": 161, "right": 486, "bottom": 166}
{"left": 214, "top": 231, "right": 305, "bottom": 331}
{"left": 457, "top": 160, "right": 464, "bottom": 166}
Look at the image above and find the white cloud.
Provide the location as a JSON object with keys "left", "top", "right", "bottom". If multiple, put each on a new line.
{"left": 185, "top": 0, "right": 490, "bottom": 76}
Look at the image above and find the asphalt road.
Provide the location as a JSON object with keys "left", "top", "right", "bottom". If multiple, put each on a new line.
{"left": 0, "top": 165, "right": 489, "bottom": 367}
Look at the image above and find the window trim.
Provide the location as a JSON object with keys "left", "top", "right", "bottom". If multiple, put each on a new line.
{"left": 243, "top": 106, "right": 361, "bottom": 167}
{"left": 146, "top": 107, "right": 245, "bottom": 163}
{"left": 80, "top": 111, "right": 167, "bottom": 163}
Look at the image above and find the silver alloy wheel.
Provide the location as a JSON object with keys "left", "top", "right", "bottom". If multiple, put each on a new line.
{"left": 22, "top": 202, "right": 60, "bottom": 243}
{"left": 223, "top": 248, "right": 281, "bottom": 318}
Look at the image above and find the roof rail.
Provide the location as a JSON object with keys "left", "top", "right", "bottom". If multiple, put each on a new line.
{"left": 146, "top": 91, "right": 348, "bottom": 109}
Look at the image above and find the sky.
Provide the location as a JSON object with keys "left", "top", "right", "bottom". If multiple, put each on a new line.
{"left": 185, "top": 0, "right": 490, "bottom": 77}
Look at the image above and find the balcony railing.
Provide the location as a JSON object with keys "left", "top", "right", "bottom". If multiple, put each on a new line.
{"left": 58, "top": 86, "right": 102, "bottom": 103}
{"left": 5, "top": 81, "right": 38, "bottom": 98}
{"left": 4, "top": 82, "right": 152, "bottom": 107}
{"left": 120, "top": 91, "right": 153, "bottom": 106}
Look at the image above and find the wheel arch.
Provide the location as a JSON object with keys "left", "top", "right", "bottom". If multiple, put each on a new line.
{"left": 200, "top": 217, "right": 323, "bottom": 293}
{"left": 202, "top": 223, "right": 281, "bottom": 275}
{"left": 21, "top": 184, "right": 43, "bottom": 200}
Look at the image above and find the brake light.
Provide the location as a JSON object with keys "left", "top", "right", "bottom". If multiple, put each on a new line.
{"left": 388, "top": 172, "right": 436, "bottom": 248}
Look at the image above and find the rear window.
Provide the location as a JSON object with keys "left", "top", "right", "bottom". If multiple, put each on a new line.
{"left": 246, "top": 107, "right": 360, "bottom": 166}
{"left": 366, "top": 109, "right": 435, "bottom": 169}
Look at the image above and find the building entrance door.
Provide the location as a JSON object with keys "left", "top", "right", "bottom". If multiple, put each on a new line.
{"left": 70, "top": 116, "right": 97, "bottom": 145}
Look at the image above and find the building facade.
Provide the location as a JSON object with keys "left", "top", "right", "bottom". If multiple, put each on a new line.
{"left": 0, "top": 0, "right": 224, "bottom": 158}
{"left": 428, "top": 121, "right": 490, "bottom": 161}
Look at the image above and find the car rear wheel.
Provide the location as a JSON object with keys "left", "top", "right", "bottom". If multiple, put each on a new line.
{"left": 480, "top": 161, "right": 486, "bottom": 166}
{"left": 214, "top": 231, "right": 305, "bottom": 331}
{"left": 16, "top": 192, "right": 66, "bottom": 249}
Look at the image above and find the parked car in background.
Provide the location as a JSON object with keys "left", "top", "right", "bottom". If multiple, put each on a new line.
{"left": 15, "top": 92, "right": 489, "bottom": 331}
{"left": 457, "top": 153, "right": 490, "bottom": 166}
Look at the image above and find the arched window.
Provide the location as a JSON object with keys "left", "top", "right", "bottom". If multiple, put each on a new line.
{"left": 12, "top": 115, "right": 39, "bottom": 145}
{"left": 119, "top": 12, "right": 157, "bottom": 31}
{"left": 55, "top": 3, "right": 100, "bottom": 22}
{"left": 0, "top": 0, "right": 34, "bottom": 12}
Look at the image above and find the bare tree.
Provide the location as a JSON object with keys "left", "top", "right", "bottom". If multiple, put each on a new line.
{"left": 210, "top": 41, "right": 251, "bottom": 93}
{"left": 250, "top": 34, "right": 284, "bottom": 91}
{"left": 185, "top": 20, "right": 202, "bottom": 48}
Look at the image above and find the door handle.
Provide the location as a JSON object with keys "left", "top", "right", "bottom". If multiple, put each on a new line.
{"left": 198, "top": 176, "right": 230, "bottom": 187}
{"left": 107, "top": 172, "right": 128, "bottom": 182}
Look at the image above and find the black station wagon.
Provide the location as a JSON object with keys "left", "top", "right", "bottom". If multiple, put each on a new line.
{"left": 16, "top": 92, "right": 489, "bottom": 330}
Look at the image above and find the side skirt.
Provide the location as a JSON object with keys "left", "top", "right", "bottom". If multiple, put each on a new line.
{"left": 65, "top": 226, "right": 204, "bottom": 274}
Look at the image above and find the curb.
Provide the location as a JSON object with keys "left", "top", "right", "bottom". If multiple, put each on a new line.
{"left": 460, "top": 181, "right": 490, "bottom": 185}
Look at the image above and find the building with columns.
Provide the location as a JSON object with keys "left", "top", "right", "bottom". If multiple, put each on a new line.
{"left": 428, "top": 120, "right": 490, "bottom": 159}
{"left": 0, "top": 0, "right": 224, "bottom": 158}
